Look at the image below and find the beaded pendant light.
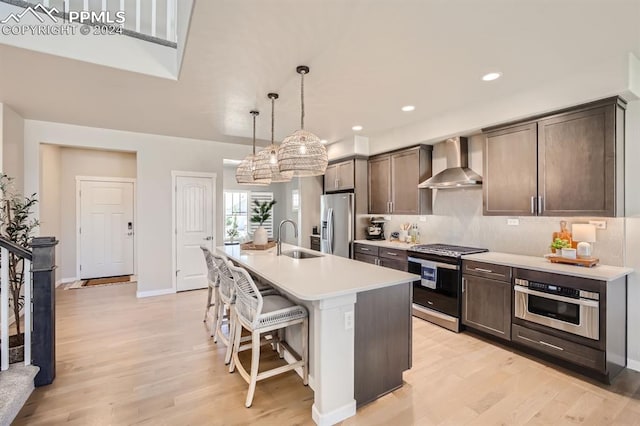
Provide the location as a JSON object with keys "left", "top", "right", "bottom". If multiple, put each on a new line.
{"left": 253, "top": 93, "right": 293, "bottom": 182}
{"left": 236, "top": 110, "right": 271, "bottom": 185}
{"left": 277, "top": 65, "right": 328, "bottom": 177}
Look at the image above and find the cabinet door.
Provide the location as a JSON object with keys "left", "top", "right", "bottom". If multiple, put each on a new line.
{"left": 378, "top": 257, "right": 408, "bottom": 272}
{"left": 390, "top": 148, "right": 420, "bottom": 214}
{"left": 368, "top": 156, "right": 391, "bottom": 214}
{"left": 324, "top": 164, "right": 338, "bottom": 193}
{"left": 538, "top": 105, "right": 616, "bottom": 217}
{"left": 337, "top": 160, "right": 355, "bottom": 190}
{"left": 484, "top": 123, "right": 538, "bottom": 216}
{"left": 462, "top": 274, "right": 511, "bottom": 341}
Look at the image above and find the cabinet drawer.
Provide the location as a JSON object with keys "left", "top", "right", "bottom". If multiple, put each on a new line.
{"left": 463, "top": 260, "right": 511, "bottom": 282}
{"left": 354, "top": 244, "right": 379, "bottom": 256}
{"left": 354, "top": 252, "right": 378, "bottom": 265}
{"left": 379, "top": 248, "right": 407, "bottom": 261}
{"left": 379, "top": 257, "right": 408, "bottom": 272}
{"left": 512, "top": 324, "right": 605, "bottom": 372}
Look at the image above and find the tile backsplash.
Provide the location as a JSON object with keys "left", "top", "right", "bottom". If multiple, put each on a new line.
{"left": 358, "top": 187, "right": 625, "bottom": 266}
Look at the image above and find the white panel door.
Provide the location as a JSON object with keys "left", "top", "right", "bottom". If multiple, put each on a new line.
{"left": 176, "top": 175, "right": 215, "bottom": 292}
{"left": 80, "top": 181, "right": 135, "bottom": 279}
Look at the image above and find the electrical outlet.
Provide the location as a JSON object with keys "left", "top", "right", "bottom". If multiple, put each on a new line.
{"left": 589, "top": 220, "right": 607, "bottom": 230}
{"left": 419, "top": 216, "right": 427, "bottom": 222}
{"left": 507, "top": 218, "right": 519, "bottom": 226}
{"left": 344, "top": 311, "right": 354, "bottom": 330}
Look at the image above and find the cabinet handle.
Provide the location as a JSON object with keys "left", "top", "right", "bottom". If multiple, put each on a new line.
{"left": 538, "top": 196, "right": 544, "bottom": 215}
{"left": 462, "top": 277, "right": 466, "bottom": 293}
{"left": 539, "top": 340, "right": 564, "bottom": 351}
{"left": 473, "top": 267, "right": 494, "bottom": 274}
{"left": 386, "top": 252, "right": 398, "bottom": 256}
{"left": 361, "top": 247, "right": 370, "bottom": 251}
{"left": 531, "top": 196, "right": 536, "bottom": 215}
{"left": 335, "top": 179, "right": 339, "bottom": 189}
{"left": 390, "top": 202, "right": 393, "bottom": 213}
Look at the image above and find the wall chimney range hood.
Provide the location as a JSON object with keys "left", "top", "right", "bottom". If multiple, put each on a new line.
{"left": 418, "top": 137, "right": 482, "bottom": 189}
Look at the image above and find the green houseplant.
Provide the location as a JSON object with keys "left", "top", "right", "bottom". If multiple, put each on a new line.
{"left": 226, "top": 215, "right": 240, "bottom": 244}
{"left": 250, "top": 200, "right": 276, "bottom": 245}
{"left": 0, "top": 173, "right": 39, "bottom": 363}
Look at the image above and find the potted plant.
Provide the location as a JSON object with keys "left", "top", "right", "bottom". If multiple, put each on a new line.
{"left": 550, "top": 237, "right": 571, "bottom": 254}
{"left": 0, "top": 173, "right": 39, "bottom": 364}
{"left": 250, "top": 200, "right": 276, "bottom": 245}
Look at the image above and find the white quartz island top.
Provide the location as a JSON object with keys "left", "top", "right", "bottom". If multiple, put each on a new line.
{"left": 463, "top": 252, "right": 633, "bottom": 282}
{"left": 217, "top": 243, "right": 418, "bottom": 301}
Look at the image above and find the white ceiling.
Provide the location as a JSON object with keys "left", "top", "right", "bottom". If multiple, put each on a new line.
{"left": 0, "top": 0, "right": 639, "bottom": 148}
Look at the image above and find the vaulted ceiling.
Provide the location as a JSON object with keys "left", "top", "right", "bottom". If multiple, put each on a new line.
{"left": 0, "top": 0, "right": 639, "bottom": 147}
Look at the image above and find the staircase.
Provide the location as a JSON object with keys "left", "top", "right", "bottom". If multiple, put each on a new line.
{"left": 0, "top": 237, "right": 58, "bottom": 425}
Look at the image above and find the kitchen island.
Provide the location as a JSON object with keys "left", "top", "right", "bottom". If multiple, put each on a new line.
{"left": 217, "top": 243, "right": 418, "bottom": 426}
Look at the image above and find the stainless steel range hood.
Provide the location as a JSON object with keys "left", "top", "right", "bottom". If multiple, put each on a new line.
{"left": 418, "top": 137, "right": 482, "bottom": 189}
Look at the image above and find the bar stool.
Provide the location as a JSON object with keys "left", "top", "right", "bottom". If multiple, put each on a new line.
{"left": 227, "top": 263, "right": 308, "bottom": 408}
{"left": 210, "top": 252, "right": 237, "bottom": 364}
{"left": 200, "top": 247, "right": 219, "bottom": 330}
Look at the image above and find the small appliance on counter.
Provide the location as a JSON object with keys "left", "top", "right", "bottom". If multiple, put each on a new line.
{"left": 365, "top": 217, "right": 386, "bottom": 240}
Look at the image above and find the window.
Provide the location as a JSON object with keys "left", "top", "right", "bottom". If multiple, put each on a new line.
{"left": 292, "top": 189, "right": 300, "bottom": 211}
{"left": 224, "top": 191, "right": 275, "bottom": 241}
{"left": 224, "top": 191, "right": 249, "bottom": 241}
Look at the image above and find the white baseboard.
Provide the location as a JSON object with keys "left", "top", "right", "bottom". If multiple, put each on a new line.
{"left": 312, "top": 401, "right": 356, "bottom": 426}
{"left": 55, "top": 277, "right": 78, "bottom": 287}
{"left": 136, "top": 288, "right": 175, "bottom": 298}
{"left": 627, "top": 359, "right": 640, "bottom": 372}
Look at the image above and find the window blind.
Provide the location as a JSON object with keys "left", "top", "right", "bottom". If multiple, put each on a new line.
{"left": 249, "top": 192, "right": 275, "bottom": 238}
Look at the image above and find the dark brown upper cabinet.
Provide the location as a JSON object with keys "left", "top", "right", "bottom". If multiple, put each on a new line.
{"left": 483, "top": 97, "right": 625, "bottom": 217}
{"left": 368, "top": 146, "right": 433, "bottom": 215}
{"left": 324, "top": 159, "right": 355, "bottom": 192}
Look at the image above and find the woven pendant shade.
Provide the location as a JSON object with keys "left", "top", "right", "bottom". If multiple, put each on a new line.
{"left": 236, "top": 110, "right": 271, "bottom": 185}
{"left": 277, "top": 65, "right": 328, "bottom": 177}
{"left": 278, "top": 130, "right": 327, "bottom": 177}
{"left": 254, "top": 93, "right": 293, "bottom": 182}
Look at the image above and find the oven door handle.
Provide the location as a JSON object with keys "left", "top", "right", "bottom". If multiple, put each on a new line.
{"left": 514, "top": 285, "right": 599, "bottom": 308}
{"left": 408, "top": 257, "right": 458, "bottom": 270}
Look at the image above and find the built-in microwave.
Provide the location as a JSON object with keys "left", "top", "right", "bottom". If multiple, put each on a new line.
{"left": 514, "top": 278, "right": 599, "bottom": 341}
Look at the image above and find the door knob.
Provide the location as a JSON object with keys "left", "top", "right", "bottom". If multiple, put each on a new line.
{"left": 204, "top": 236, "right": 213, "bottom": 241}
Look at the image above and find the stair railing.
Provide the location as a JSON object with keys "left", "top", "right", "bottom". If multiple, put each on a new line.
{"left": 0, "top": 236, "right": 58, "bottom": 386}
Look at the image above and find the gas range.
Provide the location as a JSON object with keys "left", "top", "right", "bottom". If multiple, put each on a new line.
{"left": 408, "top": 243, "right": 488, "bottom": 260}
{"left": 408, "top": 244, "right": 488, "bottom": 332}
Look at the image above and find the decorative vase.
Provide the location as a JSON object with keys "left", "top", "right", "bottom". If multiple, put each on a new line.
{"left": 253, "top": 226, "right": 268, "bottom": 245}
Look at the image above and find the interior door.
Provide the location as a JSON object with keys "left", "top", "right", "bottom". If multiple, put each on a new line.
{"left": 80, "top": 180, "right": 134, "bottom": 279}
{"left": 176, "top": 175, "right": 215, "bottom": 292}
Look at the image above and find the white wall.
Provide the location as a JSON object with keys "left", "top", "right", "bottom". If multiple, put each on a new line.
{"left": 24, "top": 120, "right": 256, "bottom": 296}
{"left": 625, "top": 100, "right": 640, "bottom": 369}
{"left": 2, "top": 104, "right": 25, "bottom": 194}
{"left": 39, "top": 144, "right": 62, "bottom": 267}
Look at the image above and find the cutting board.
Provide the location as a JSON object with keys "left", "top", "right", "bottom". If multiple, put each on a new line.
{"left": 546, "top": 255, "right": 599, "bottom": 268}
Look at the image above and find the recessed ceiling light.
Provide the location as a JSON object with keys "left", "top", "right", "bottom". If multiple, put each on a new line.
{"left": 352, "top": 125, "right": 363, "bottom": 131}
{"left": 482, "top": 72, "right": 502, "bottom": 81}
{"left": 401, "top": 105, "right": 415, "bottom": 112}
{"left": 320, "top": 139, "right": 328, "bottom": 144}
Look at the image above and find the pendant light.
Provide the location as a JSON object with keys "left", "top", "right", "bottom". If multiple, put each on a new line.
{"left": 277, "top": 65, "right": 328, "bottom": 177}
{"left": 236, "top": 110, "right": 271, "bottom": 185}
{"left": 253, "top": 93, "right": 293, "bottom": 182}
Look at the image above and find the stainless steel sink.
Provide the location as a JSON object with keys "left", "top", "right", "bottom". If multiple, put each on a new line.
{"left": 283, "top": 250, "right": 323, "bottom": 259}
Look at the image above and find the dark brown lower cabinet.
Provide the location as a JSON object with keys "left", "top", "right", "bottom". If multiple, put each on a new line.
{"left": 462, "top": 261, "right": 512, "bottom": 341}
{"left": 355, "top": 283, "right": 412, "bottom": 407}
{"left": 353, "top": 243, "right": 408, "bottom": 271}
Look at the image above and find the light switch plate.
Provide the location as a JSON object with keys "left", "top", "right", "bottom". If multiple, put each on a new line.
{"left": 344, "top": 311, "right": 354, "bottom": 330}
{"left": 589, "top": 220, "right": 607, "bottom": 230}
{"left": 507, "top": 218, "right": 519, "bottom": 226}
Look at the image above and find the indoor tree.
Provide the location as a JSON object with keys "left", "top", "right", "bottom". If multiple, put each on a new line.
{"left": 0, "top": 173, "right": 39, "bottom": 346}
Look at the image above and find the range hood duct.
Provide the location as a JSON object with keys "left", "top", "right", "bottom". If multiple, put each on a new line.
{"left": 418, "top": 137, "right": 482, "bottom": 189}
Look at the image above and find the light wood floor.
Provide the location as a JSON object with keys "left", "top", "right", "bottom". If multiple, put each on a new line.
{"left": 13, "top": 284, "right": 640, "bottom": 425}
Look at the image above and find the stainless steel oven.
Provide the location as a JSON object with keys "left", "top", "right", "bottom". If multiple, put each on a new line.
{"left": 514, "top": 278, "right": 599, "bottom": 340}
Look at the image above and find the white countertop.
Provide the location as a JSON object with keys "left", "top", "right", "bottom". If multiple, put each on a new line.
{"left": 463, "top": 252, "right": 633, "bottom": 282}
{"left": 217, "top": 243, "right": 419, "bottom": 301}
{"left": 353, "top": 239, "right": 415, "bottom": 250}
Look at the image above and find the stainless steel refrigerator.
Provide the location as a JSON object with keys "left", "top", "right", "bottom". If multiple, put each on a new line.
{"left": 320, "top": 193, "right": 354, "bottom": 258}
